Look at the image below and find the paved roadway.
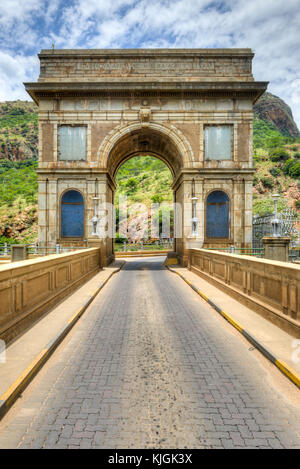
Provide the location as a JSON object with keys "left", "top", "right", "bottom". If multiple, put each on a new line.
{"left": 0, "top": 257, "right": 299, "bottom": 449}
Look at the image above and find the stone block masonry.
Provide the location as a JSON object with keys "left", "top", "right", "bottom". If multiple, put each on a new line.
{"left": 188, "top": 248, "right": 300, "bottom": 337}
{"left": 0, "top": 248, "right": 101, "bottom": 344}
{"left": 25, "top": 48, "right": 268, "bottom": 266}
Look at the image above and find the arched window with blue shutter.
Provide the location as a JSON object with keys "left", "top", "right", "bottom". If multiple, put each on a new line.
{"left": 206, "top": 191, "right": 229, "bottom": 239}
{"left": 61, "top": 190, "right": 84, "bottom": 238}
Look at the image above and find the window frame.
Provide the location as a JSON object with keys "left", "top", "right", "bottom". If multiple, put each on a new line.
{"left": 58, "top": 124, "right": 88, "bottom": 162}
{"left": 204, "top": 124, "right": 233, "bottom": 161}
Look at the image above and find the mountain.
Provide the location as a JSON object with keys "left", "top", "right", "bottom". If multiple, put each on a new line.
{"left": 254, "top": 92, "right": 299, "bottom": 138}
{"left": 0, "top": 101, "right": 38, "bottom": 161}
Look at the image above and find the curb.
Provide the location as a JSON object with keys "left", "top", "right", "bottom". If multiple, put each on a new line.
{"left": 0, "top": 261, "right": 125, "bottom": 420}
{"left": 166, "top": 265, "right": 300, "bottom": 389}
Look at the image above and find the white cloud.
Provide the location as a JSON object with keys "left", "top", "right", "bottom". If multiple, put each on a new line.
{"left": 0, "top": 0, "right": 299, "bottom": 128}
{"left": 0, "top": 51, "right": 39, "bottom": 101}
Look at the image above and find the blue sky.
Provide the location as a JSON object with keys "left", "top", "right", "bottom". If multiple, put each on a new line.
{"left": 0, "top": 0, "right": 299, "bottom": 127}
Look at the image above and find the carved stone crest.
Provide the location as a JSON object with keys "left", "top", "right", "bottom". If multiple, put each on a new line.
{"left": 139, "top": 107, "right": 151, "bottom": 127}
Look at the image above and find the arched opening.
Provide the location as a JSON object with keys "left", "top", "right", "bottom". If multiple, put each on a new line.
{"left": 206, "top": 191, "right": 230, "bottom": 239}
{"left": 114, "top": 155, "right": 174, "bottom": 252}
{"left": 107, "top": 128, "right": 183, "bottom": 180}
{"left": 103, "top": 126, "right": 187, "bottom": 256}
{"left": 61, "top": 190, "right": 84, "bottom": 238}
{"left": 98, "top": 123, "right": 194, "bottom": 264}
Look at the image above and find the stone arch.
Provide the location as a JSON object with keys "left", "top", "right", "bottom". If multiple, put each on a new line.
{"left": 97, "top": 122, "right": 195, "bottom": 179}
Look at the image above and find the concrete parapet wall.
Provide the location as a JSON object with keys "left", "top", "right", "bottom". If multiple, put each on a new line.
{"left": 0, "top": 248, "right": 101, "bottom": 344}
{"left": 188, "top": 248, "right": 300, "bottom": 337}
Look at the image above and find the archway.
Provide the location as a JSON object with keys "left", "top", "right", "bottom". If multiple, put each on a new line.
{"left": 98, "top": 122, "right": 194, "bottom": 179}
{"left": 114, "top": 155, "right": 174, "bottom": 252}
{"left": 98, "top": 123, "right": 192, "bottom": 264}
{"left": 30, "top": 48, "right": 264, "bottom": 265}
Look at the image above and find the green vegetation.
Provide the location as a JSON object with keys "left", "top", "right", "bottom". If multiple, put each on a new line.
{"left": 253, "top": 118, "right": 294, "bottom": 149}
{"left": 115, "top": 156, "right": 173, "bottom": 241}
{"left": 253, "top": 194, "right": 287, "bottom": 217}
{"left": 269, "top": 147, "right": 290, "bottom": 162}
{"left": 0, "top": 101, "right": 38, "bottom": 162}
{"left": 0, "top": 159, "right": 38, "bottom": 205}
{"left": 282, "top": 159, "right": 300, "bottom": 178}
{"left": 252, "top": 118, "right": 300, "bottom": 216}
{"left": 115, "top": 156, "right": 172, "bottom": 206}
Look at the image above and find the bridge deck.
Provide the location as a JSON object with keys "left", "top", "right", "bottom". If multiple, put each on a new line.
{"left": 0, "top": 257, "right": 299, "bottom": 449}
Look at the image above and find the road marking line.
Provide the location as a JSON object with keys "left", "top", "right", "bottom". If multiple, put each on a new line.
{"left": 166, "top": 264, "right": 300, "bottom": 389}
{"left": 276, "top": 360, "right": 300, "bottom": 388}
{"left": 0, "top": 261, "right": 125, "bottom": 420}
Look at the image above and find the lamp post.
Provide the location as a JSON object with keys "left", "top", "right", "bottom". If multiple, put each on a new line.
{"left": 271, "top": 193, "right": 281, "bottom": 237}
{"left": 190, "top": 178, "right": 199, "bottom": 237}
{"left": 91, "top": 196, "right": 100, "bottom": 236}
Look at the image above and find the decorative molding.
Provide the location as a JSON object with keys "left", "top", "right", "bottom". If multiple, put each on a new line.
{"left": 139, "top": 107, "right": 151, "bottom": 127}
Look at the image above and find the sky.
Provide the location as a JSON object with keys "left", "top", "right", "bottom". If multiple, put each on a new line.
{"left": 0, "top": 0, "right": 299, "bottom": 128}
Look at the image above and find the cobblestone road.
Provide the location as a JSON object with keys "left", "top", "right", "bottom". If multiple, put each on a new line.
{"left": 0, "top": 257, "right": 299, "bottom": 449}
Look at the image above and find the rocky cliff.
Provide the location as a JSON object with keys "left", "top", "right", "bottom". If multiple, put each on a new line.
{"left": 254, "top": 92, "right": 299, "bottom": 137}
{"left": 0, "top": 101, "right": 38, "bottom": 161}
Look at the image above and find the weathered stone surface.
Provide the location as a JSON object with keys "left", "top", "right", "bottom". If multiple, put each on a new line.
{"left": 24, "top": 49, "right": 268, "bottom": 264}
{"left": 0, "top": 248, "right": 101, "bottom": 344}
{"left": 189, "top": 248, "right": 300, "bottom": 336}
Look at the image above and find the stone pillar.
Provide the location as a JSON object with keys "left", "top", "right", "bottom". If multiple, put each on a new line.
{"left": 262, "top": 237, "right": 290, "bottom": 262}
{"left": 11, "top": 245, "right": 28, "bottom": 262}
{"left": 48, "top": 179, "right": 58, "bottom": 247}
{"left": 244, "top": 179, "right": 253, "bottom": 248}
{"left": 174, "top": 174, "right": 203, "bottom": 266}
{"left": 37, "top": 178, "right": 48, "bottom": 247}
{"left": 186, "top": 176, "right": 204, "bottom": 250}
{"left": 86, "top": 174, "right": 115, "bottom": 266}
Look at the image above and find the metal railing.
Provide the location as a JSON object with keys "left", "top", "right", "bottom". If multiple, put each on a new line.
{"left": 204, "top": 246, "right": 265, "bottom": 258}
{"left": 204, "top": 246, "right": 300, "bottom": 262}
{"left": 0, "top": 243, "right": 90, "bottom": 258}
{"left": 114, "top": 240, "right": 174, "bottom": 253}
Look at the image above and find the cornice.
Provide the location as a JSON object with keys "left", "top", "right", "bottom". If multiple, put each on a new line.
{"left": 25, "top": 81, "right": 268, "bottom": 105}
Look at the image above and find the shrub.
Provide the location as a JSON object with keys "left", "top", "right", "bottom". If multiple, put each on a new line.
{"left": 269, "top": 148, "right": 290, "bottom": 162}
{"left": 151, "top": 194, "right": 163, "bottom": 204}
{"left": 282, "top": 159, "right": 294, "bottom": 175}
{"left": 294, "top": 152, "right": 300, "bottom": 159}
{"left": 260, "top": 176, "right": 274, "bottom": 189}
{"left": 283, "top": 159, "right": 300, "bottom": 178}
{"left": 125, "top": 178, "right": 137, "bottom": 194}
{"left": 0, "top": 158, "right": 14, "bottom": 169}
{"left": 289, "top": 162, "right": 300, "bottom": 178}
{"left": 269, "top": 167, "right": 280, "bottom": 177}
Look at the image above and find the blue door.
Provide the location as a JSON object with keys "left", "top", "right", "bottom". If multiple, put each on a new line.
{"left": 61, "top": 190, "right": 84, "bottom": 237}
{"left": 206, "top": 191, "right": 229, "bottom": 238}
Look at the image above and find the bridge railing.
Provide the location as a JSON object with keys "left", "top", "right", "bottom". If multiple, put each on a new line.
{"left": 204, "top": 246, "right": 300, "bottom": 262}
{"left": 0, "top": 247, "right": 102, "bottom": 344}
{"left": 188, "top": 248, "right": 300, "bottom": 337}
{"left": 114, "top": 240, "right": 174, "bottom": 252}
{"left": 0, "top": 243, "right": 90, "bottom": 259}
{"left": 204, "top": 247, "right": 265, "bottom": 257}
